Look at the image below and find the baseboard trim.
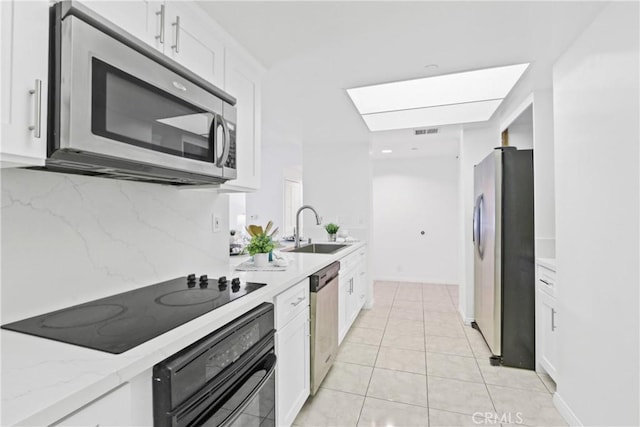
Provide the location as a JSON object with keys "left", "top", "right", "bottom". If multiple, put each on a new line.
{"left": 553, "top": 392, "right": 583, "bottom": 426}
{"left": 372, "top": 276, "right": 458, "bottom": 287}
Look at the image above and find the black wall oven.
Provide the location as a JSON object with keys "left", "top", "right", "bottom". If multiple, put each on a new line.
{"left": 153, "top": 303, "right": 276, "bottom": 427}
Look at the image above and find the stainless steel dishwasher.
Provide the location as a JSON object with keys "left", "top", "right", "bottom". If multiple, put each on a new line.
{"left": 309, "top": 261, "right": 340, "bottom": 395}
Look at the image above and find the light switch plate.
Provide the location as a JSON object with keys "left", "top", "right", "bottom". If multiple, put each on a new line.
{"left": 213, "top": 214, "right": 221, "bottom": 233}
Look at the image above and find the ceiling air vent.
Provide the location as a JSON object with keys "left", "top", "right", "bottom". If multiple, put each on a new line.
{"left": 414, "top": 128, "right": 438, "bottom": 136}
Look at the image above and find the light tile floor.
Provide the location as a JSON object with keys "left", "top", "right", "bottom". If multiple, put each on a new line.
{"left": 293, "top": 281, "right": 565, "bottom": 427}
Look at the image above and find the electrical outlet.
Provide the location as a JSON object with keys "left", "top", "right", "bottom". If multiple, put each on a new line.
{"left": 212, "top": 214, "right": 221, "bottom": 233}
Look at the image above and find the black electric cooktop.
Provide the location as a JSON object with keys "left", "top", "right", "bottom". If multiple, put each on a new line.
{"left": 1, "top": 275, "right": 266, "bottom": 354}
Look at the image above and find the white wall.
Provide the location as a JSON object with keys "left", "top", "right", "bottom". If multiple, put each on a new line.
{"left": 552, "top": 3, "right": 639, "bottom": 425}
{"left": 501, "top": 95, "right": 557, "bottom": 258}
{"left": 245, "top": 141, "right": 302, "bottom": 235}
{"left": 372, "top": 156, "right": 459, "bottom": 284}
{"left": 495, "top": 78, "right": 557, "bottom": 259}
{"left": 506, "top": 106, "right": 533, "bottom": 149}
{"left": 302, "top": 143, "right": 372, "bottom": 242}
{"left": 0, "top": 169, "right": 230, "bottom": 323}
{"left": 457, "top": 125, "right": 499, "bottom": 322}
{"left": 228, "top": 193, "right": 246, "bottom": 234}
{"left": 531, "top": 90, "right": 556, "bottom": 258}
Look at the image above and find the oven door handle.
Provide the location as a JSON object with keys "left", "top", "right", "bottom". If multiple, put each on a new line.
{"left": 220, "top": 352, "right": 277, "bottom": 427}
{"left": 181, "top": 351, "right": 277, "bottom": 427}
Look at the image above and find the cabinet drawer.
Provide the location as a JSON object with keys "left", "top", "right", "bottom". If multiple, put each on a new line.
{"left": 275, "top": 279, "right": 309, "bottom": 329}
{"left": 537, "top": 265, "right": 556, "bottom": 296}
{"left": 340, "top": 248, "right": 365, "bottom": 272}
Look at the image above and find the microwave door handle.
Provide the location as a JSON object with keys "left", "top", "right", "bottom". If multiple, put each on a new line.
{"left": 216, "top": 114, "right": 231, "bottom": 167}
{"left": 208, "top": 115, "right": 217, "bottom": 163}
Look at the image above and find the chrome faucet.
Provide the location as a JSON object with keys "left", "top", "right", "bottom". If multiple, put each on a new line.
{"left": 294, "top": 205, "right": 322, "bottom": 248}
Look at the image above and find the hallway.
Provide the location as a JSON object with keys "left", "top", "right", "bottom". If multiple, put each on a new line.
{"left": 294, "top": 281, "right": 563, "bottom": 427}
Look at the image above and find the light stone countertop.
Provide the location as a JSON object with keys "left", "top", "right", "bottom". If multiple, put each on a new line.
{"left": 1, "top": 241, "right": 366, "bottom": 426}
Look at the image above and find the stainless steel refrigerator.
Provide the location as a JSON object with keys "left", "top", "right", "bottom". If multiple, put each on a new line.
{"left": 472, "top": 147, "right": 535, "bottom": 369}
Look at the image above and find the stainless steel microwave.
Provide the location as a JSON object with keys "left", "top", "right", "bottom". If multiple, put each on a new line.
{"left": 45, "top": 2, "right": 237, "bottom": 185}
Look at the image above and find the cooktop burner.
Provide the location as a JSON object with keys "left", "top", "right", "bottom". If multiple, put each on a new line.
{"left": 156, "top": 288, "right": 221, "bottom": 307}
{"left": 1, "top": 275, "right": 266, "bottom": 354}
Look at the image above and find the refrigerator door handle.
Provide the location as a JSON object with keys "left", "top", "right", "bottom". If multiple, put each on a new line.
{"left": 473, "top": 196, "right": 480, "bottom": 243}
{"left": 477, "top": 195, "right": 485, "bottom": 259}
{"left": 473, "top": 194, "right": 484, "bottom": 259}
{"left": 473, "top": 201, "right": 478, "bottom": 243}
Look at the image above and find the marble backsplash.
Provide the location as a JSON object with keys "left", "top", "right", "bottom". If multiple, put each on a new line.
{"left": 0, "top": 168, "right": 230, "bottom": 323}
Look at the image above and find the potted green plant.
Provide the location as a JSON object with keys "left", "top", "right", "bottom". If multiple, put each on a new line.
{"left": 324, "top": 223, "right": 340, "bottom": 242}
{"left": 246, "top": 221, "right": 278, "bottom": 267}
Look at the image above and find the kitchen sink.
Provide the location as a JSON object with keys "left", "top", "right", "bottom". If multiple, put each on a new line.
{"left": 284, "top": 243, "right": 348, "bottom": 254}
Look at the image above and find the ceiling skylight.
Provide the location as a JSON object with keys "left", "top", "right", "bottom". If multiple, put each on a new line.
{"left": 347, "top": 63, "right": 529, "bottom": 131}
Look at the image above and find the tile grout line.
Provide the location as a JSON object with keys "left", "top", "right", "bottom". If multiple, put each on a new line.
{"left": 465, "top": 325, "right": 500, "bottom": 416}
{"left": 354, "top": 281, "right": 395, "bottom": 426}
{"left": 421, "top": 285, "right": 432, "bottom": 427}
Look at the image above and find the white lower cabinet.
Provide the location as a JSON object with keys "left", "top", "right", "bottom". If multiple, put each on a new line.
{"left": 355, "top": 250, "right": 368, "bottom": 309}
{"left": 537, "top": 290, "right": 558, "bottom": 379}
{"left": 338, "top": 266, "right": 357, "bottom": 344}
{"left": 52, "top": 368, "right": 152, "bottom": 426}
{"left": 535, "top": 261, "right": 558, "bottom": 381}
{"left": 53, "top": 384, "right": 133, "bottom": 426}
{"left": 338, "top": 247, "right": 368, "bottom": 344}
{"left": 274, "top": 279, "right": 310, "bottom": 427}
{"left": 275, "top": 308, "right": 310, "bottom": 427}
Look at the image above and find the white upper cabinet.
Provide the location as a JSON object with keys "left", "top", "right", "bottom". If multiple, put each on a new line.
{"left": 83, "top": 0, "right": 262, "bottom": 192}
{"left": 1, "top": 0, "right": 261, "bottom": 190}
{"left": 162, "top": 2, "right": 225, "bottom": 89}
{"left": 1, "top": 0, "right": 49, "bottom": 167}
{"left": 83, "top": 1, "right": 225, "bottom": 89}
{"left": 82, "top": 1, "right": 157, "bottom": 47}
{"left": 217, "top": 50, "right": 263, "bottom": 192}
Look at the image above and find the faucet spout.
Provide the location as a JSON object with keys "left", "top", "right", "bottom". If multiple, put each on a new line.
{"left": 294, "top": 205, "right": 322, "bottom": 248}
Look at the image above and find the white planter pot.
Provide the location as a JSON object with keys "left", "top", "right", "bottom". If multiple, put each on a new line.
{"left": 254, "top": 253, "right": 269, "bottom": 267}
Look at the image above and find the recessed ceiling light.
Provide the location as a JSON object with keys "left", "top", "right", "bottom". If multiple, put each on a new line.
{"left": 381, "top": 149, "right": 392, "bottom": 154}
{"left": 346, "top": 63, "right": 529, "bottom": 131}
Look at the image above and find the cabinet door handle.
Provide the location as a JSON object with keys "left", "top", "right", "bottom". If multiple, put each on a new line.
{"left": 290, "top": 296, "right": 306, "bottom": 307}
{"left": 540, "top": 278, "right": 552, "bottom": 286}
{"left": 551, "top": 308, "right": 557, "bottom": 331}
{"left": 171, "top": 15, "right": 181, "bottom": 53}
{"left": 155, "top": 4, "right": 165, "bottom": 44}
{"left": 28, "top": 79, "right": 42, "bottom": 138}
